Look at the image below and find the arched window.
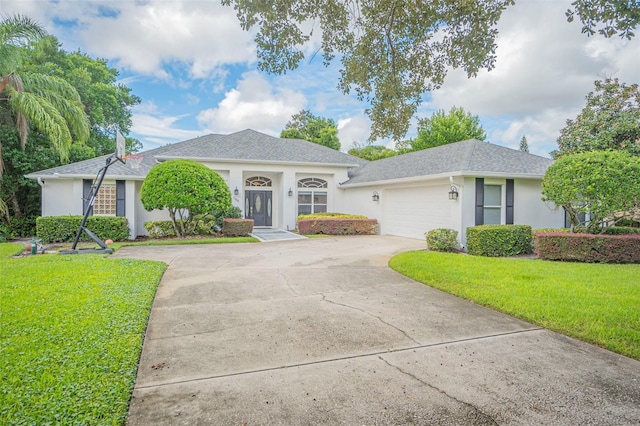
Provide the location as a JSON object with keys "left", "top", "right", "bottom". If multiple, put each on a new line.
{"left": 245, "top": 176, "right": 272, "bottom": 187}
{"left": 297, "top": 177, "right": 328, "bottom": 189}
{"left": 297, "top": 178, "right": 328, "bottom": 215}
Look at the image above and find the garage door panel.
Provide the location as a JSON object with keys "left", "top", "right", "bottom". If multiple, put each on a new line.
{"left": 383, "top": 186, "right": 451, "bottom": 239}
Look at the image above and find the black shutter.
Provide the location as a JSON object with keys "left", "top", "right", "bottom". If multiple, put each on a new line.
{"left": 506, "top": 179, "right": 514, "bottom": 224}
{"left": 116, "top": 180, "right": 126, "bottom": 216}
{"left": 475, "top": 178, "right": 484, "bottom": 225}
{"left": 83, "top": 179, "right": 93, "bottom": 216}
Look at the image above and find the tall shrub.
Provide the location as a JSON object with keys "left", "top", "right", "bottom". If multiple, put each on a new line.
{"left": 140, "top": 160, "right": 231, "bottom": 238}
{"left": 541, "top": 151, "right": 640, "bottom": 233}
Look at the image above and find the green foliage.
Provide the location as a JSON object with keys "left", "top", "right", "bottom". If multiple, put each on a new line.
{"left": 281, "top": 110, "right": 340, "bottom": 150}
{"left": 224, "top": 2, "right": 636, "bottom": 142}
{"left": 213, "top": 205, "right": 243, "bottom": 229}
{"left": 554, "top": 78, "right": 640, "bottom": 158}
{"left": 399, "top": 107, "right": 486, "bottom": 152}
{"left": 36, "top": 216, "right": 130, "bottom": 243}
{"left": 519, "top": 135, "right": 529, "bottom": 153}
{"left": 347, "top": 143, "right": 397, "bottom": 161}
{"left": 466, "top": 225, "right": 532, "bottom": 257}
{"left": 534, "top": 232, "right": 640, "bottom": 263}
{"left": 425, "top": 228, "right": 459, "bottom": 252}
{"left": 297, "top": 212, "right": 367, "bottom": 220}
{"left": 600, "top": 226, "right": 640, "bottom": 235}
{"left": 541, "top": 151, "right": 640, "bottom": 232}
{"left": 144, "top": 221, "right": 178, "bottom": 238}
{"left": 0, "top": 247, "right": 166, "bottom": 424}
{"left": 0, "top": 223, "right": 9, "bottom": 242}
{"left": 140, "top": 160, "right": 232, "bottom": 238}
{"left": 566, "top": 0, "right": 640, "bottom": 39}
{"left": 222, "top": 218, "right": 254, "bottom": 237}
{"left": 21, "top": 36, "right": 141, "bottom": 156}
{"left": 298, "top": 218, "right": 378, "bottom": 235}
{"left": 389, "top": 250, "right": 640, "bottom": 359}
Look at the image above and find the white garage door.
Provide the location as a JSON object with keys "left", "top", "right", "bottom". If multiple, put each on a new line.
{"left": 383, "top": 185, "right": 452, "bottom": 239}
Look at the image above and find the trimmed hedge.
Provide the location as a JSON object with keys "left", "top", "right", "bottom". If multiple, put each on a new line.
{"left": 425, "top": 228, "right": 458, "bottom": 252}
{"left": 222, "top": 218, "right": 254, "bottom": 237}
{"left": 534, "top": 232, "right": 640, "bottom": 264}
{"left": 143, "top": 217, "right": 221, "bottom": 238}
{"left": 466, "top": 225, "right": 532, "bottom": 257}
{"left": 36, "top": 216, "right": 130, "bottom": 243}
{"left": 297, "top": 212, "right": 367, "bottom": 220}
{"left": 298, "top": 218, "right": 378, "bottom": 235}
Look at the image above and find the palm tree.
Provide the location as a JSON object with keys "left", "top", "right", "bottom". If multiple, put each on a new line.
{"left": 0, "top": 14, "right": 89, "bottom": 176}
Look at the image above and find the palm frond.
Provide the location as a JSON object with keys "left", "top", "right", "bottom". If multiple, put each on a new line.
{"left": 8, "top": 90, "right": 72, "bottom": 162}
{"left": 0, "top": 14, "right": 46, "bottom": 46}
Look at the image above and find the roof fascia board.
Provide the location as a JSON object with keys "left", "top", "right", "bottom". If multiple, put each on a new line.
{"left": 25, "top": 173, "right": 145, "bottom": 180}
{"left": 341, "top": 170, "right": 545, "bottom": 188}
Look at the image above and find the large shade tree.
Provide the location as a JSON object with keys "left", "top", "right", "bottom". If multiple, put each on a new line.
{"left": 281, "top": 109, "right": 341, "bottom": 150}
{"left": 0, "top": 15, "right": 89, "bottom": 176}
{"left": 1, "top": 32, "right": 139, "bottom": 236}
{"left": 553, "top": 78, "right": 640, "bottom": 158}
{"left": 397, "top": 106, "right": 486, "bottom": 153}
{"left": 222, "top": 0, "right": 638, "bottom": 142}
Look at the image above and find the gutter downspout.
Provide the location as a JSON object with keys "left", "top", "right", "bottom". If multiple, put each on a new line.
{"left": 37, "top": 177, "right": 45, "bottom": 187}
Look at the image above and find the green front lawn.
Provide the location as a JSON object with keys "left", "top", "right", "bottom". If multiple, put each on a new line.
{"left": 390, "top": 251, "right": 640, "bottom": 360}
{"left": 0, "top": 243, "right": 167, "bottom": 425}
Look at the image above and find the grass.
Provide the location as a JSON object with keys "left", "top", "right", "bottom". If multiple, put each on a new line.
{"left": 0, "top": 243, "right": 167, "bottom": 425}
{"left": 389, "top": 251, "right": 640, "bottom": 360}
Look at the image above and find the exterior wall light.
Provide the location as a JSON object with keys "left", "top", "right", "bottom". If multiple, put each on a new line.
{"left": 288, "top": 188, "right": 293, "bottom": 197}
{"left": 448, "top": 186, "right": 459, "bottom": 200}
{"left": 234, "top": 187, "right": 239, "bottom": 196}
{"left": 372, "top": 191, "right": 380, "bottom": 202}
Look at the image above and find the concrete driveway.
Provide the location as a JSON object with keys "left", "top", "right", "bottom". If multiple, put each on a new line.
{"left": 113, "top": 236, "right": 640, "bottom": 425}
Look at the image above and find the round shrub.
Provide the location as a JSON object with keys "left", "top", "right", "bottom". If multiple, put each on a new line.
{"left": 425, "top": 228, "right": 458, "bottom": 252}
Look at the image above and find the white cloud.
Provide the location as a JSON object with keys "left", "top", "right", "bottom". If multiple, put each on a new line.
{"left": 428, "top": 0, "right": 640, "bottom": 156}
{"left": 131, "top": 105, "right": 203, "bottom": 149}
{"left": 196, "top": 71, "right": 306, "bottom": 135}
{"left": 3, "top": 0, "right": 256, "bottom": 80}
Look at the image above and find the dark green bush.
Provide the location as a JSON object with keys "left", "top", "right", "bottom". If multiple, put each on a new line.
{"left": 222, "top": 218, "right": 253, "bottom": 237}
{"left": 466, "top": 225, "right": 532, "bottom": 257}
{"left": 600, "top": 226, "right": 640, "bottom": 235}
{"left": 297, "top": 218, "right": 378, "bottom": 235}
{"left": 0, "top": 223, "right": 9, "bottom": 242}
{"left": 36, "top": 216, "right": 130, "bottom": 243}
{"left": 9, "top": 216, "right": 37, "bottom": 238}
{"left": 534, "top": 232, "right": 640, "bottom": 263}
{"left": 425, "top": 228, "right": 458, "bottom": 252}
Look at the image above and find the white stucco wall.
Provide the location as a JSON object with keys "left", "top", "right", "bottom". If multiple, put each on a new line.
{"left": 514, "top": 179, "right": 565, "bottom": 229}
{"left": 40, "top": 179, "right": 82, "bottom": 216}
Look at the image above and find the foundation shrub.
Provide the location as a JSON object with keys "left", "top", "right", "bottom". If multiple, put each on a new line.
{"left": 222, "top": 218, "right": 254, "bottom": 237}
{"left": 297, "top": 212, "right": 367, "bottom": 220}
{"left": 534, "top": 232, "right": 640, "bottom": 263}
{"left": 144, "top": 221, "right": 177, "bottom": 238}
{"left": 298, "top": 218, "right": 378, "bottom": 235}
{"left": 36, "top": 216, "right": 130, "bottom": 243}
{"left": 425, "top": 228, "right": 458, "bottom": 252}
{"left": 466, "top": 225, "right": 532, "bottom": 257}
{"left": 600, "top": 226, "right": 640, "bottom": 235}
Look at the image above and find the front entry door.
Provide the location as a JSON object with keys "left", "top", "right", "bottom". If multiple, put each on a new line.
{"left": 245, "top": 190, "right": 272, "bottom": 227}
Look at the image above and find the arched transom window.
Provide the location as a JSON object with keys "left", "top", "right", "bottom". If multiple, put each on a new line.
{"left": 298, "top": 177, "right": 328, "bottom": 188}
{"left": 245, "top": 176, "right": 272, "bottom": 187}
{"left": 297, "top": 178, "right": 328, "bottom": 215}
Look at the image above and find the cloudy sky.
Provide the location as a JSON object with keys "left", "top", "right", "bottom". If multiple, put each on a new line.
{"left": 2, "top": 0, "right": 638, "bottom": 157}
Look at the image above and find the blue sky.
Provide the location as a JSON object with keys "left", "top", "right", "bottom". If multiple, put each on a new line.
{"left": 2, "top": 0, "right": 639, "bottom": 157}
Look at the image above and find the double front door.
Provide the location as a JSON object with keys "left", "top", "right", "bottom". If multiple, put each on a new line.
{"left": 245, "top": 190, "right": 272, "bottom": 227}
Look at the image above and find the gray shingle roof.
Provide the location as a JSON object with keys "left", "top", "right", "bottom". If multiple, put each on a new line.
{"left": 342, "top": 139, "right": 553, "bottom": 186}
{"left": 157, "top": 129, "right": 367, "bottom": 166}
{"left": 26, "top": 129, "right": 366, "bottom": 179}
